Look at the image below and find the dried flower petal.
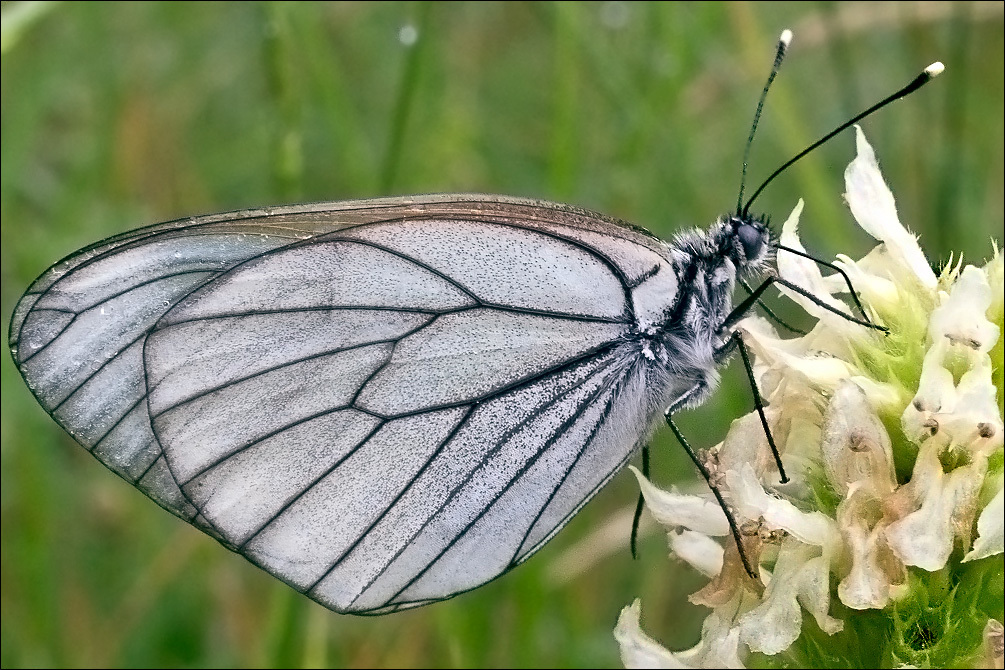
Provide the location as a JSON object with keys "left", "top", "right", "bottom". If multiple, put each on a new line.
{"left": 980, "top": 619, "right": 1004, "bottom": 669}
{"left": 821, "top": 381, "right": 896, "bottom": 497}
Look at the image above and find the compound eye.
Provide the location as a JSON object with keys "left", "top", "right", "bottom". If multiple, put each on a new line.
{"left": 737, "top": 223, "right": 764, "bottom": 261}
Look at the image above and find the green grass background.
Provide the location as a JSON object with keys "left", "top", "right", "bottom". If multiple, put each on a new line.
{"left": 2, "top": 2, "right": 1002, "bottom": 667}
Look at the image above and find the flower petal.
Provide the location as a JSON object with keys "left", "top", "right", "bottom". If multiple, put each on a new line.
{"left": 629, "top": 467, "right": 730, "bottom": 536}
{"left": 940, "top": 355, "right": 1004, "bottom": 449}
{"left": 884, "top": 440, "right": 988, "bottom": 571}
{"left": 615, "top": 600, "right": 691, "bottom": 669}
{"left": 714, "top": 408, "right": 775, "bottom": 482}
{"left": 670, "top": 529, "right": 725, "bottom": 578}
{"left": 930, "top": 265, "right": 1000, "bottom": 353}
{"left": 837, "top": 489, "right": 905, "bottom": 610}
{"left": 984, "top": 249, "right": 1003, "bottom": 324}
{"left": 727, "top": 464, "right": 840, "bottom": 549}
{"left": 615, "top": 600, "right": 747, "bottom": 669}
{"left": 738, "top": 541, "right": 842, "bottom": 655}
{"left": 738, "top": 581, "right": 803, "bottom": 656}
{"left": 689, "top": 613, "right": 746, "bottom": 669}
{"left": 741, "top": 322, "right": 855, "bottom": 391}
{"left": 775, "top": 201, "right": 850, "bottom": 320}
{"left": 795, "top": 555, "right": 844, "bottom": 636}
{"left": 963, "top": 483, "right": 1004, "bottom": 562}
{"left": 833, "top": 252, "right": 901, "bottom": 314}
{"left": 844, "top": 126, "right": 937, "bottom": 288}
{"left": 901, "top": 339, "right": 956, "bottom": 444}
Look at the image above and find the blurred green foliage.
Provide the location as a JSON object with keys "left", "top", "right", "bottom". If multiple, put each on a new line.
{"left": 2, "top": 2, "right": 1002, "bottom": 668}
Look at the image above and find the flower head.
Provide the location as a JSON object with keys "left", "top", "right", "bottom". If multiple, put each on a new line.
{"left": 616, "top": 128, "right": 1004, "bottom": 669}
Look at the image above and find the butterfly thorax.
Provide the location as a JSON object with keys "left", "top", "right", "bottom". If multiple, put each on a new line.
{"left": 650, "top": 214, "right": 772, "bottom": 382}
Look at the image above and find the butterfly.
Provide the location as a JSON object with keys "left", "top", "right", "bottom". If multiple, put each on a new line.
{"left": 6, "top": 30, "right": 938, "bottom": 615}
{"left": 10, "top": 193, "right": 754, "bottom": 614}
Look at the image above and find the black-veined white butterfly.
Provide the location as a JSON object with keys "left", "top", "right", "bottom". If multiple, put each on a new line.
{"left": 10, "top": 193, "right": 739, "bottom": 614}
{"left": 6, "top": 29, "right": 940, "bottom": 616}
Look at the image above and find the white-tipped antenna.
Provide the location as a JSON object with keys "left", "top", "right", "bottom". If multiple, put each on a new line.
{"left": 736, "top": 29, "right": 793, "bottom": 215}
{"left": 742, "top": 61, "right": 946, "bottom": 216}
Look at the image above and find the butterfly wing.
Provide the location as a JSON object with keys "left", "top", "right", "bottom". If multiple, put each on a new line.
{"left": 9, "top": 195, "right": 681, "bottom": 614}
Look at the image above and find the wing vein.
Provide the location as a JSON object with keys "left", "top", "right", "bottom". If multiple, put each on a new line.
{"left": 326, "top": 229, "right": 632, "bottom": 323}
{"left": 509, "top": 361, "right": 641, "bottom": 566}
{"left": 147, "top": 318, "right": 434, "bottom": 419}
{"left": 153, "top": 305, "right": 454, "bottom": 330}
{"left": 327, "top": 349, "right": 628, "bottom": 608}
{"left": 329, "top": 238, "right": 483, "bottom": 305}
{"left": 89, "top": 394, "right": 147, "bottom": 453}
{"left": 51, "top": 332, "right": 147, "bottom": 412}
{"left": 234, "top": 419, "right": 388, "bottom": 551}
{"left": 353, "top": 339, "right": 623, "bottom": 420}
{"left": 306, "top": 405, "right": 477, "bottom": 584}
{"left": 379, "top": 352, "right": 632, "bottom": 608}
{"left": 19, "top": 269, "right": 220, "bottom": 365}
{"left": 467, "top": 219, "right": 637, "bottom": 321}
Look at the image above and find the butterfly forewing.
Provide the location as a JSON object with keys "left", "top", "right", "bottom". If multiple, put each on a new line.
{"left": 9, "top": 195, "right": 684, "bottom": 613}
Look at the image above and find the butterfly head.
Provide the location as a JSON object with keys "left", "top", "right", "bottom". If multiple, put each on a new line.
{"left": 716, "top": 214, "right": 773, "bottom": 278}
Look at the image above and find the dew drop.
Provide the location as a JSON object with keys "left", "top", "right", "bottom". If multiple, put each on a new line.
{"left": 398, "top": 24, "right": 418, "bottom": 46}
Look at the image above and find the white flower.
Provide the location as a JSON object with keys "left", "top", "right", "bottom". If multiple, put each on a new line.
{"left": 630, "top": 466, "right": 729, "bottom": 537}
{"left": 883, "top": 436, "right": 989, "bottom": 571}
{"left": 929, "top": 265, "right": 1000, "bottom": 353}
{"left": 616, "top": 129, "right": 1004, "bottom": 668}
{"left": 670, "top": 529, "right": 725, "bottom": 579}
{"left": 775, "top": 201, "right": 851, "bottom": 323}
{"left": 726, "top": 464, "right": 840, "bottom": 551}
{"left": 963, "top": 476, "right": 1004, "bottom": 563}
{"left": 630, "top": 466, "right": 728, "bottom": 577}
{"left": 615, "top": 599, "right": 745, "bottom": 669}
{"left": 737, "top": 539, "right": 843, "bottom": 655}
{"left": 843, "top": 126, "right": 937, "bottom": 289}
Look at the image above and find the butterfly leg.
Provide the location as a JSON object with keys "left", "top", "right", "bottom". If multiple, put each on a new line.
{"left": 719, "top": 275, "right": 886, "bottom": 334}
{"left": 663, "top": 383, "right": 758, "bottom": 579}
{"left": 737, "top": 277, "right": 806, "bottom": 335}
{"left": 714, "top": 331, "right": 789, "bottom": 484}
{"left": 773, "top": 243, "right": 874, "bottom": 324}
{"left": 629, "top": 445, "right": 650, "bottom": 559}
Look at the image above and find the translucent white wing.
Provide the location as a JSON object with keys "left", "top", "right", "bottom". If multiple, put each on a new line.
{"left": 9, "top": 195, "right": 683, "bottom": 614}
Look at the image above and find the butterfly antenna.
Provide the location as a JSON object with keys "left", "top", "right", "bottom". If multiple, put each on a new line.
{"left": 736, "top": 29, "right": 792, "bottom": 216}
{"left": 742, "top": 61, "right": 945, "bottom": 216}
